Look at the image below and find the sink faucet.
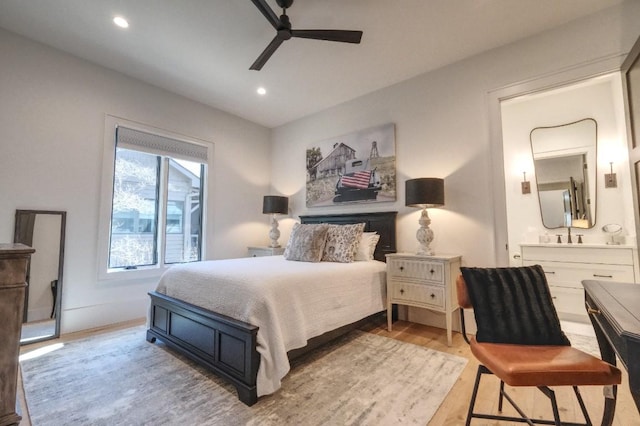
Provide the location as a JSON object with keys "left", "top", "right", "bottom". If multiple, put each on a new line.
{"left": 567, "top": 227, "right": 572, "bottom": 244}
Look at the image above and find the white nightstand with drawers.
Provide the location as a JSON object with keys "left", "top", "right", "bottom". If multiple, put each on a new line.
{"left": 386, "top": 253, "right": 462, "bottom": 346}
{"left": 247, "top": 246, "right": 285, "bottom": 257}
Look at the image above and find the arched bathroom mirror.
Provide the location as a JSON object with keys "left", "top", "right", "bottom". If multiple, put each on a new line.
{"left": 14, "top": 210, "right": 66, "bottom": 344}
{"left": 530, "top": 118, "right": 597, "bottom": 229}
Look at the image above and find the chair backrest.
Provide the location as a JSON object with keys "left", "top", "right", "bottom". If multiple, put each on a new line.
{"left": 456, "top": 275, "right": 472, "bottom": 309}
{"left": 456, "top": 275, "right": 473, "bottom": 344}
{"left": 459, "top": 265, "right": 571, "bottom": 346}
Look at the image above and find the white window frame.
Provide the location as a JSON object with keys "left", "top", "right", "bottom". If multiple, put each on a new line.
{"left": 97, "top": 115, "right": 211, "bottom": 281}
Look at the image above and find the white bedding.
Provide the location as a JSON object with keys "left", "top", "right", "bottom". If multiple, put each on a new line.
{"left": 155, "top": 255, "right": 387, "bottom": 396}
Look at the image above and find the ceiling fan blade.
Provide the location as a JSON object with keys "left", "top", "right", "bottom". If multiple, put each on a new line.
{"left": 250, "top": 36, "right": 285, "bottom": 70}
{"left": 291, "top": 29, "right": 362, "bottom": 44}
{"left": 250, "top": 0, "right": 281, "bottom": 30}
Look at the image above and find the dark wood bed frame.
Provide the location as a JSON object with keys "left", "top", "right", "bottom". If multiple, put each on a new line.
{"left": 146, "top": 211, "right": 397, "bottom": 406}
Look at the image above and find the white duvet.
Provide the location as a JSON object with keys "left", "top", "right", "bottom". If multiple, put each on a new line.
{"left": 155, "top": 255, "right": 387, "bottom": 396}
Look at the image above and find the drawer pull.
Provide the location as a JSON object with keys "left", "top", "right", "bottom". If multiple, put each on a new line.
{"left": 400, "top": 288, "right": 405, "bottom": 295}
{"left": 430, "top": 293, "right": 435, "bottom": 299}
{"left": 399, "top": 266, "right": 404, "bottom": 271}
{"left": 593, "top": 274, "right": 613, "bottom": 278}
{"left": 585, "top": 301, "right": 601, "bottom": 315}
{"left": 429, "top": 269, "right": 435, "bottom": 274}
{"left": 544, "top": 271, "right": 556, "bottom": 274}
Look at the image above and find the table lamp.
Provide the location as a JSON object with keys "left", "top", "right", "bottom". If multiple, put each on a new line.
{"left": 405, "top": 178, "right": 444, "bottom": 255}
{"left": 263, "top": 195, "right": 289, "bottom": 247}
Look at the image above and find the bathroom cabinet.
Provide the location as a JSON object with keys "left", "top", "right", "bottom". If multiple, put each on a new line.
{"left": 520, "top": 243, "right": 639, "bottom": 322}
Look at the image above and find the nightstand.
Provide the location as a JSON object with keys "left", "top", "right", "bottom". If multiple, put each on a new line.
{"left": 247, "top": 246, "right": 285, "bottom": 257}
{"left": 386, "top": 253, "right": 461, "bottom": 346}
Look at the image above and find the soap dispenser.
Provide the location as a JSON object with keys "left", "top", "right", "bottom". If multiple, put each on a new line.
{"left": 539, "top": 232, "right": 551, "bottom": 244}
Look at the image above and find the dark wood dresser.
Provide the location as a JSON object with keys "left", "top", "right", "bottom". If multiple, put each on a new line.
{"left": 583, "top": 279, "right": 640, "bottom": 415}
{"left": 0, "top": 243, "right": 35, "bottom": 426}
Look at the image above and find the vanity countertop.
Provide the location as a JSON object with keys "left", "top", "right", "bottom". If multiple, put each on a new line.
{"left": 520, "top": 243, "right": 637, "bottom": 249}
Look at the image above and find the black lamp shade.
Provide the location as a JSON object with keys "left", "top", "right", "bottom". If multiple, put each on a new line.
{"left": 405, "top": 178, "right": 444, "bottom": 207}
{"left": 263, "top": 195, "right": 288, "bottom": 214}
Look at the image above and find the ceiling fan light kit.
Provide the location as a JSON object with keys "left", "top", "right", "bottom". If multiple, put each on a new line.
{"left": 249, "top": 0, "right": 363, "bottom": 71}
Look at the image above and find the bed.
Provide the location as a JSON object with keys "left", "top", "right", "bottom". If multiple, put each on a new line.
{"left": 146, "top": 211, "right": 397, "bottom": 406}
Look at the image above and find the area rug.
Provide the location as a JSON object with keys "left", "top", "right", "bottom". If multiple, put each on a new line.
{"left": 20, "top": 325, "right": 467, "bottom": 425}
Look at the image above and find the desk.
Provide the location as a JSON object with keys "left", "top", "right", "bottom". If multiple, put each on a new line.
{"left": 583, "top": 280, "right": 640, "bottom": 415}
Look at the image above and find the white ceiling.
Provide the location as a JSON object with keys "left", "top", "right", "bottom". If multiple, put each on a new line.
{"left": 0, "top": 0, "right": 624, "bottom": 128}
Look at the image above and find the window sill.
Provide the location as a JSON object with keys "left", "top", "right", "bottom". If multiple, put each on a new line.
{"left": 98, "top": 265, "right": 168, "bottom": 282}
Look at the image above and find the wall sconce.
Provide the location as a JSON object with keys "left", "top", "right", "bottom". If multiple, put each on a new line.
{"left": 521, "top": 172, "right": 531, "bottom": 194}
{"left": 605, "top": 162, "right": 617, "bottom": 188}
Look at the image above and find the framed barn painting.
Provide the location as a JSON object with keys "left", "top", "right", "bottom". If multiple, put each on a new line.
{"left": 306, "top": 123, "right": 396, "bottom": 207}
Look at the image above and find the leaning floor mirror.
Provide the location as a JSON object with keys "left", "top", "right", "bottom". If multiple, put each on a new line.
{"left": 14, "top": 209, "right": 66, "bottom": 344}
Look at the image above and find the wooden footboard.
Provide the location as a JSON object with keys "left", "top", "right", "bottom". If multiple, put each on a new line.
{"left": 146, "top": 291, "right": 260, "bottom": 405}
{"left": 147, "top": 290, "right": 387, "bottom": 406}
{"left": 147, "top": 211, "right": 397, "bottom": 406}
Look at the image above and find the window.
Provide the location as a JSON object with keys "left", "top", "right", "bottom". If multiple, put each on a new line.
{"left": 103, "top": 124, "right": 208, "bottom": 273}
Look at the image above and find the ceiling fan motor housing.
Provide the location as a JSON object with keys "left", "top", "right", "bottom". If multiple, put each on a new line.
{"left": 276, "top": 0, "right": 294, "bottom": 9}
{"left": 278, "top": 14, "right": 292, "bottom": 39}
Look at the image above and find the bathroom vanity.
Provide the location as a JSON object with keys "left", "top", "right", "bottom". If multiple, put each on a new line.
{"left": 520, "top": 243, "right": 639, "bottom": 322}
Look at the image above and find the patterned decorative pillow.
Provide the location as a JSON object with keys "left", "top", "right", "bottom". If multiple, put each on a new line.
{"left": 322, "top": 223, "right": 366, "bottom": 263}
{"left": 283, "top": 223, "right": 330, "bottom": 262}
{"left": 355, "top": 232, "right": 381, "bottom": 261}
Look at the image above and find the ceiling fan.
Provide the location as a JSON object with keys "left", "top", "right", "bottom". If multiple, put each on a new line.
{"left": 249, "top": 0, "right": 363, "bottom": 71}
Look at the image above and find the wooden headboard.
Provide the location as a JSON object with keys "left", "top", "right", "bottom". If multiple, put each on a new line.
{"left": 299, "top": 211, "right": 397, "bottom": 262}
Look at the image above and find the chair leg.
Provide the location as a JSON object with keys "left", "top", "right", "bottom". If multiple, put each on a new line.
{"left": 499, "top": 389, "right": 536, "bottom": 426}
{"left": 600, "top": 385, "right": 617, "bottom": 426}
{"left": 465, "top": 365, "right": 486, "bottom": 426}
{"left": 572, "top": 386, "right": 592, "bottom": 426}
{"left": 466, "top": 365, "right": 610, "bottom": 426}
{"left": 538, "top": 386, "right": 561, "bottom": 425}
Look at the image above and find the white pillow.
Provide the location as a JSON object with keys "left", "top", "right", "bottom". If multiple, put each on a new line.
{"left": 355, "top": 232, "right": 380, "bottom": 261}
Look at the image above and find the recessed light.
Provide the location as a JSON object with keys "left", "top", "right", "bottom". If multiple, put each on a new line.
{"left": 113, "top": 16, "right": 129, "bottom": 29}
{"left": 257, "top": 87, "right": 267, "bottom": 96}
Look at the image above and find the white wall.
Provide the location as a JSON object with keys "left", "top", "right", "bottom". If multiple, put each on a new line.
{"left": 502, "top": 75, "right": 635, "bottom": 263}
{"left": 0, "top": 28, "right": 272, "bottom": 333}
{"left": 3, "top": 3, "right": 640, "bottom": 335}
{"left": 270, "top": 2, "right": 640, "bottom": 271}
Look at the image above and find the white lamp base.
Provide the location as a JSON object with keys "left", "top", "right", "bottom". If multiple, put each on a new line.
{"left": 416, "top": 208, "right": 434, "bottom": 255}
{"left": 269, "top": 215, "right": 281, "bottom": 248}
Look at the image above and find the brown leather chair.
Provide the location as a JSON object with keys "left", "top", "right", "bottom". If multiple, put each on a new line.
{"left": 457, "top": 273, "right": 621, "bottom": 426}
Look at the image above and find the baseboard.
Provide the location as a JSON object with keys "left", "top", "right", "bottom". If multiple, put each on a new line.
{"left": 60, "top": 298, "right": 148, "bottom": 335}
{"left": 405, "top": 306, "right": 464, "bottom": 333}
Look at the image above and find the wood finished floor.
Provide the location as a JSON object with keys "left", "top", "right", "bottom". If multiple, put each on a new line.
{"left": 19, "top": 319, "right": 639, "bottom": 425}
{"left": 364, "top": 320, "right": 638, "bottom": 426}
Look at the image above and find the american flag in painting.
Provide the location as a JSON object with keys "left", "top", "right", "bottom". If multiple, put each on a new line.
{"left": 341, "top": 170, "right": 372, "bottom": 189}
